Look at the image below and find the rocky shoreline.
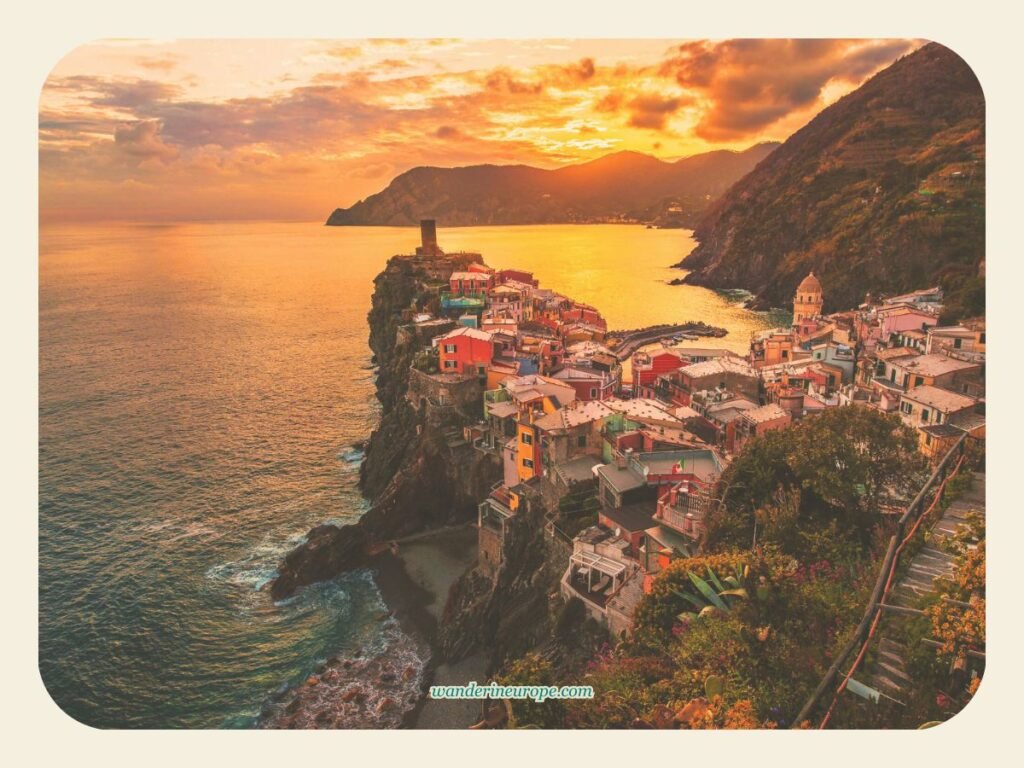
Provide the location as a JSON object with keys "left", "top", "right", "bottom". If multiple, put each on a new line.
{"left": 262, "top": 248, "right": 604, "bottom": 729}
{"left": 260, "top": 526, "right": 489, "bottom": 729}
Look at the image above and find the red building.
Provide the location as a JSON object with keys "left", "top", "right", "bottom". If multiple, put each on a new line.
{"left": 434, "top": 326, "right": 494, "bottom": 377}
{"left": 632, "top": 349, "right": 687, "bottom": 396}
{"left": 561, "top": 306, "right": 607, "bottom": 331}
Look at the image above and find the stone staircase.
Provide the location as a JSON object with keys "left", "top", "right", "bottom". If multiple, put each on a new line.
{"left": 866, "top": 471, "right": 985, "bottom": 702}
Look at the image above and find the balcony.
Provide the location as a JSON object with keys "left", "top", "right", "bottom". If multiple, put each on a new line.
{"left": 657, "top": 503, "right": 702, "bottom": 539}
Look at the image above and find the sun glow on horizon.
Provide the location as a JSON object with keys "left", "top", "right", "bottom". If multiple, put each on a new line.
{"left": 40, "top": 38, "right": 922, "bottom": 223}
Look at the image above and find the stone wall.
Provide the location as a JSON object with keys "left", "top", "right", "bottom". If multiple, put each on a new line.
{"left": 407, "top": 368, "right": 482, "bottom": 428}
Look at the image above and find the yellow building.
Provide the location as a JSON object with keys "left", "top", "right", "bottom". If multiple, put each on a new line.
{"left": 793, "top": 272, "right": 824, "bottom": 323}
{"left": 516, "top": 419, "right": 542, "bottom": 482}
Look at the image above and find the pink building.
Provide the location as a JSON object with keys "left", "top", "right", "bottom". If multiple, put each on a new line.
{"left": 877, "top": 305, "right": 939, "bottom": 337}
{"left": 550, "top": 366, "right": 618, "bottom": 401}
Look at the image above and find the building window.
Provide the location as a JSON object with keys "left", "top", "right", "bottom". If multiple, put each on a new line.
{"left": 521, "top": 432, "right": 533, "bottom": 445}
{"left": 523, "top": 458, "right": 534, "bottom": 469}
{"left": 921, "top": 408, "right": 930, "bottom": 423}
{"left": 444, "top": 343, "right": 457, "bottom": 354}
{"left": 444, "top": 360, "right": 457, "bottom": 370}
{"left": 925, "top": 434, "right": 933, "bottom": 446}
{"left": 590, "top": 387, "right": 598, "bottom": 399}
{"left": 577, "top": 434, "right": 587, "bottom": 448}
{"left": 954, "top": 338, "right": 963, "bottom": 349}
{"left": 915, "top": 376, "right": 924, "bottom": 387}
{"left": 900, "top": 401, "right": 912, "bottom": 414}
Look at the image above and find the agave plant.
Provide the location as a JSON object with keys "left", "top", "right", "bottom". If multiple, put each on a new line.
{"left": 672, "top": 564, "right": 750, "bottom": 623}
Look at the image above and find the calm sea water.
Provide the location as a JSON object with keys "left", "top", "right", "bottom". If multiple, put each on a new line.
{"left": 39, "top": 221, "right": 782, "bottom": 728}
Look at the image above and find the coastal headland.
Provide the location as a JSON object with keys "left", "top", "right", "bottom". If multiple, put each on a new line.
{"left": 265, "top": 231, "right": 728, "bottom": 726}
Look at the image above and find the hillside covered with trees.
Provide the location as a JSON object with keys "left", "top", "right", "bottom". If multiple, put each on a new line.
{"left": 497, "top": 409, "right": 984, "bottom": 729}
{"left": 677, "top": 43, "right": 984, "bottom": 320}
{"left": 326, "top": 144, "right": 777, "bottom": 228}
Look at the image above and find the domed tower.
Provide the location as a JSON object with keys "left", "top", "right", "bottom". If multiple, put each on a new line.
{"left": 793, "top": 272, "right": 824, "bottom": 323}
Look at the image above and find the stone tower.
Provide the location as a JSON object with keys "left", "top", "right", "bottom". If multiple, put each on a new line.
{"left": 416, "top": 219, "right": 442, "bottom": 256}
{"left": 793, "top": 272, "right": 824, "bottom": 323}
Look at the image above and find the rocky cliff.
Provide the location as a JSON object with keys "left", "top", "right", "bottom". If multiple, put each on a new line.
{"left": 439, "top": 498, "right": 571, "bottom": 664}
{"left": 677, "top": 42, "right": 985, "bottom": 319}
{"left": 269, "top": 255, "right": 501, "bottom": 601}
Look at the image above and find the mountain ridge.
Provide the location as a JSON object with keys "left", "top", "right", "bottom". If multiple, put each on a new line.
{"left": 326, "top": 143, "right": 779, "bottom": 228}
{"left": 676, "top": 42, "right": 985, "bottom": 320}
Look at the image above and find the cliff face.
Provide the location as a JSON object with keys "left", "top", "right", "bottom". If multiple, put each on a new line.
{"left": 439, "top": 497, "right": 574, "bottom": 664}
{"left": 270, "top": 255, "right": 501, "bottom": 601}
{"left": 678, "top": 43, "right": 985, "bottom": 317}
{"left": 325, "top": 144, "right": 778, "bottom": 229}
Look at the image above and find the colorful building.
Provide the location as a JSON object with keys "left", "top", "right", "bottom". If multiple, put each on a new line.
{"left": 631, "top": 349, "right": 688, "bottom": 395}
{"left": 433, "top": 326, "right": 494, "bottom": 377}
{"left": 448, "top": 271, "right": 492, "bottom": 295}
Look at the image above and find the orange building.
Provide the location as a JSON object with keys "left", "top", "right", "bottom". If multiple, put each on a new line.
{"left": 750, "top": 331, "right": 794, "bottom": 368}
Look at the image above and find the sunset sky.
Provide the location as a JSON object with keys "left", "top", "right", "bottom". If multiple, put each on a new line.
{"left": 40, "top": 38, "right": 923, "bottom": 222}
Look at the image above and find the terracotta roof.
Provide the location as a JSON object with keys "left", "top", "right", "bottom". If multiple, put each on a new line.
{"left": 902, "top": 385, "right": 977, "bottom": 413}
{"left": 875, "top": 346, "right": 921, "bottom": 361}
{"left": 920, "top": 424, "right": 965, "bottom": 438}
{"left": 435, "top": 325, "right": 493, "bottom": 343}
{"left": 797, "top": 272, "right": 822, "bottom": 294}
{"left": 893, "top": 353, "right": 980, "bottom": 377}
{"left": 487, "top": 401, "right": 520, "bottom": 419}
{"left": 605, "top": 397, "right": 682, "bottom": 424}
{"left": 681, "top": 357, "right": 756, "bottom": 380}
{"left": 534, "top": 400, "right": 614, "bottom": 431}
{"left": 742, "top": 403, "right": 790, "bottom": 425}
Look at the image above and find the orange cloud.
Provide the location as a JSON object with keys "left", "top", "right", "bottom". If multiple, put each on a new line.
{"left": 39, "top": 39, "right": 922, "bottom": 222}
